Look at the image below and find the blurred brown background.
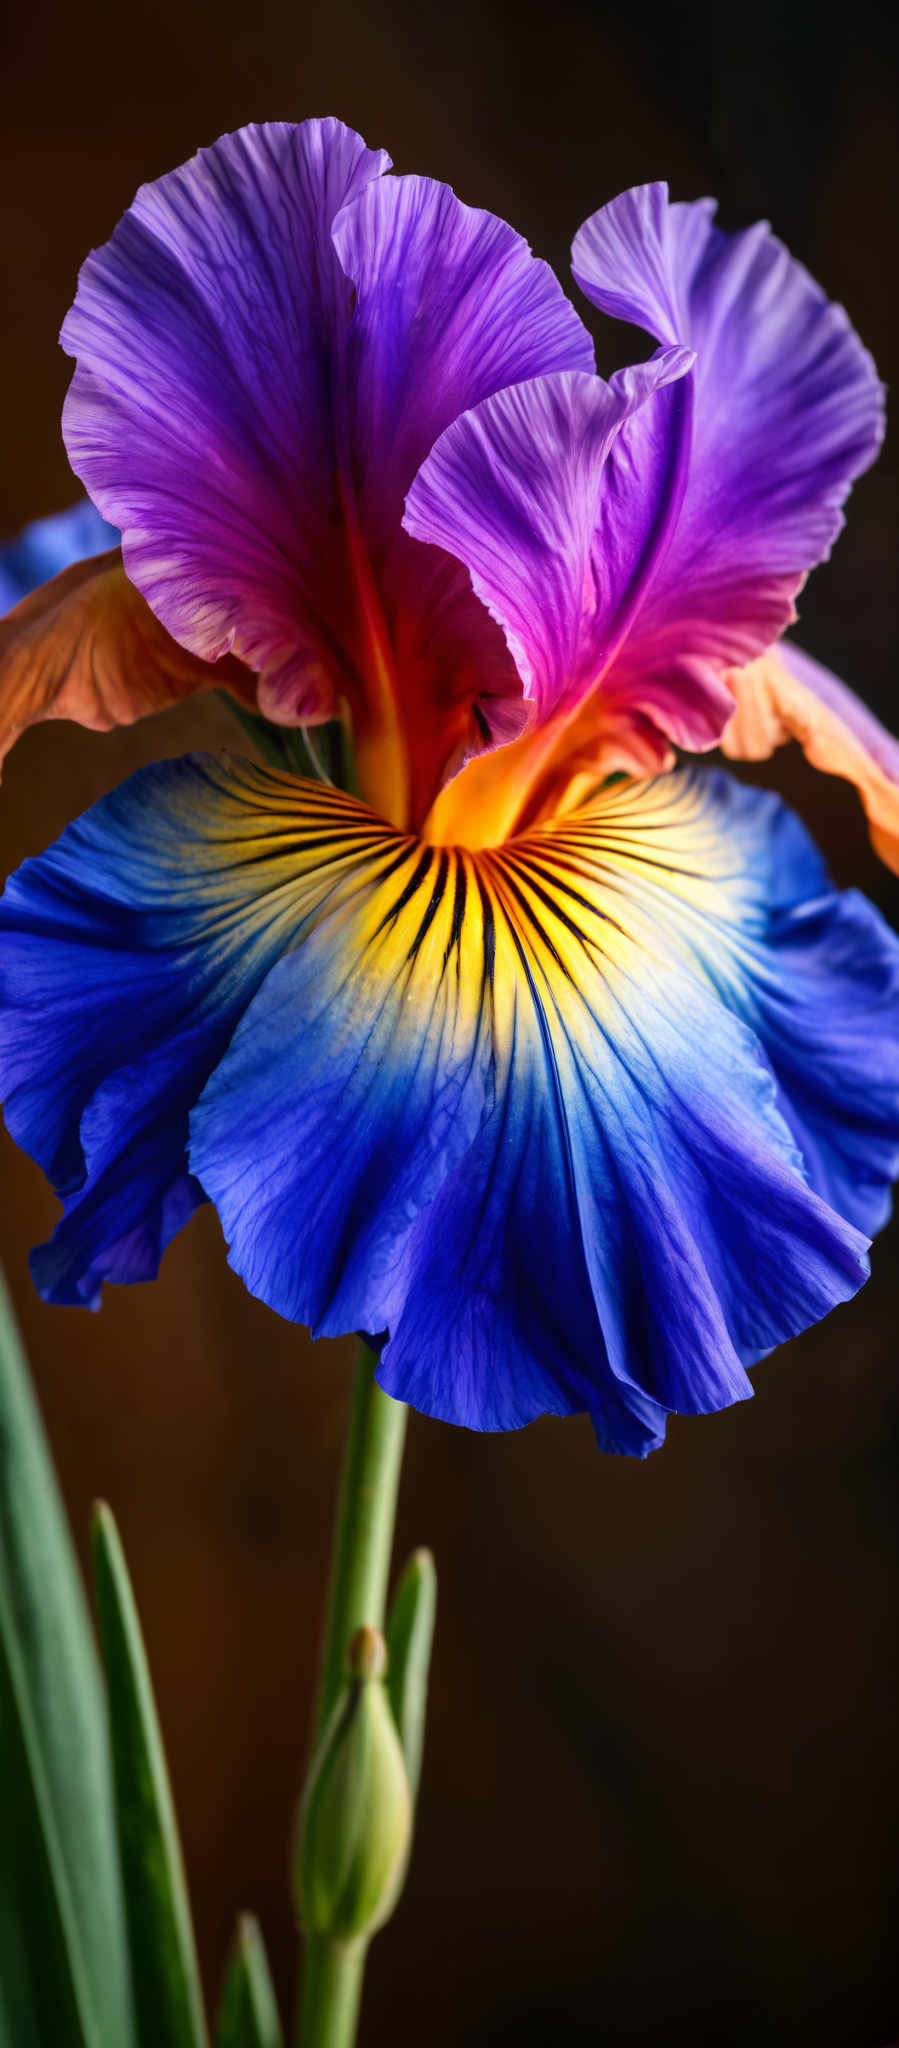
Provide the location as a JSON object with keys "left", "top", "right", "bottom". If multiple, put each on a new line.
{"left": 1, "top": 0, "right": 897, "bottom": 2042}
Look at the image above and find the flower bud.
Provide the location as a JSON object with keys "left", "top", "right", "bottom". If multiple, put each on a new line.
{"left": 386, "top": 1548, "right": 436, "bottom": 1808}
{"left": 296, "top": 1627, "right": 412, "bottom": 1944}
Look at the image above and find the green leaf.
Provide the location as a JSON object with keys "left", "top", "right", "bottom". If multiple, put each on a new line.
{"left": 385, "top": 1548, "right": 437, "bottom": 1808}
{"left": 0, "top": 1268, "right": 136, "bottom": 2048}
{"left": 215, "top": 1917, "right": 283, "bottom": 2048}
{"left": 91, "top": 1501, "right": 208, "bottom": 2048}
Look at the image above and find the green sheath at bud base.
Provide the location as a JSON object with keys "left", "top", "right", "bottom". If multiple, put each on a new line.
{"left": 296, "top": 1627, "right": 411, "bottom": 1945}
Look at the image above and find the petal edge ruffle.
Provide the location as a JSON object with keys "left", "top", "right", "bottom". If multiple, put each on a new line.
{"left": 60, "top": 119, "right": 594, "bottom": 825}
{"left": 569, "top": 182, "right": 884, "bottom": 756}
{"left": 3, "top": 759, "right": 895, "bottom": 1445}
{"left": 722, "top": 642, "right": 899, "bottom": 872}
{"left": 190, "top": 772, "right": 897, "bottom": 1448}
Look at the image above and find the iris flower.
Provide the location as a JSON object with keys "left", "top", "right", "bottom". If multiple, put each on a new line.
{"left": 1, "top": 119, "right": 898, "bottom": 1454}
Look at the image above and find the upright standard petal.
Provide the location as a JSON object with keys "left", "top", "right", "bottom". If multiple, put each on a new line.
{"left": 189, "top": 770, "right": 898, "bottom": 1452}
{"left": 61, "top": 120, "right": 594, "bottom": 826}
{"left": 61, "top": 121, "right": 388, "bottom": 707}
{"left": 722, "top": 642, "right": 899, "bottom": 872}
{"left": 405, "top": 354, "right": 693, "bottom": 727}
{"left": 569, "top": 183, "right": 884, "bottom": 744}
{"left": 405, "top": 350, "right": 704, "bottom": 835}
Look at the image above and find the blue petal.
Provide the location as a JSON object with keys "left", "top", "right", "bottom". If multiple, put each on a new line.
{"left": 0, "top": 758, "right": 376, "bottom": 1304}
{"left": 0, "top": 500, "right": 118, "bottom": 615}
{"left": 189, "top": 850, "right": 497, "bottom": 1337}
{"left": 4, "top": 754, "right": 895, "bottom": 1446}
{"left": 648, "top": 779, "right": 899, "bottom": 1238}
{"left": 190, "top": 770, "right": 897, "bottom": 1450}
{"left": 372, "top": 945, "right": 874, "bottom": 1446}
{"left": 762, "top": 885, "right": 899, "bottom": 1236}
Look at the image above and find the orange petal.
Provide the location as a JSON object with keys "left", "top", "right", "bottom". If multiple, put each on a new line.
{"left": 0, "top": 548, "right": 255, "bottom": 768}
{"left": 424, "top": 680, "right": 675, "bottom": 849}
{"left": 722, "top": 643, "right": 899, "bottom": 872}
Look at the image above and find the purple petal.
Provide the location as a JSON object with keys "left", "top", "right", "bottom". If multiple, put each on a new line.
{"left": 334, "top": 172, "right": 594, "bottom": 533}
{"left": 62, "top": 121, "right": 388, "bottom": 713}
{"left": 331, "top": 167, "right": 596, "bottom": 816}
{"left": 408, "top": 181, "right": 883, "bottom": 789}
{"left": 404, "top": 351, "right": 716, "bottom": 744}
{"left": 61, "top": 120, "right": 593, "bottom": 825}
{"left": 570, "top": 183, "right": 885, "bottom": 732}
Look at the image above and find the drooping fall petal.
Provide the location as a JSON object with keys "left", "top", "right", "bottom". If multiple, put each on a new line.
{"left": 0, "top": 549, "right": 253, "bottom": 770}
{"left": 4, "top": 756, "right": 895, "bottom": 1452}
{"left": 722, "top": 642, "right": 899, "bottom": 872}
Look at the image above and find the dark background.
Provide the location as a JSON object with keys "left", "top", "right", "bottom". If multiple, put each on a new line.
{"left": 1, "top": 1, "right": 897, "bottom": 2042}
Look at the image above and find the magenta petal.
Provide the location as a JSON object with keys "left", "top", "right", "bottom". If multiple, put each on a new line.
{"left": 571, "top": 182, "right": 885, "bottom": 739}
{"left": 404, "top": 351, "right": 696, "bottom": 726}
{"left": 407, "top": 173, "right": 884, "bottom": 766}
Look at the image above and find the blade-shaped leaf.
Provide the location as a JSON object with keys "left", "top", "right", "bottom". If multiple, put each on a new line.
{"left": 91, "top": 1501, "right": 209, "bottom": 2048}
{"left": 215, "top": 1916, "right": 283, "bottom": 2048}
{"left": 385, "top": 1548, "right": 436, "bottom": 1807}
{"left": 0, "top": 1269, "right": 135, "bottom": 2048}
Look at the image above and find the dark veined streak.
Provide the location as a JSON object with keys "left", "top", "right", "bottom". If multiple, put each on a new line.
{"left": 184, "top": 756, "right": 889, "bottom": 1439}
{"left": 301, "top": 767, "right": 743, "bottom": 1059}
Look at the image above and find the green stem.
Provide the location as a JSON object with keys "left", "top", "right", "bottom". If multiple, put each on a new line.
{"left": 298, "top": 1342, "right": 408, "bottom": 2048}
{"left": 297, "top": 1940, "right": 366, "bottom": 2048}
{"left": 311, "top": 1342, "right": 408, "bottom": 1740}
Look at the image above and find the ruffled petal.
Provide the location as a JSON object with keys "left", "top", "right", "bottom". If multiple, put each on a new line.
{"left": 0, "top": 759, "right": 376, "bottom": 1302}
{"left": 405, "top": 349, "right": 705, "bottom": 843}
{"left": 5, "top": 757, "right": 893, "bottom": 1442}
{"left": 61, "top": 119, "right": 593, "bottom": 825}
{"left": 722, "top": 642, "right": 899, "bottom": 872}
{"left": 331, "top": 168, "right": 595, "bottom": 815}
{"left": 403, "top": 352, "right": 695, "bottom": 728}
{"left": 638, "top": 780, "right": 899, "bottom": 1238}
{"left": 0, "top": 548, "right": 252, "bottom": 769}
{"left": 0, "top": 499, "right": 117, "bottom": 614}
{"left": 568, "top": 183, "right": 884, "bottom": 746}
{"left": 61, "top": 121, "right": 386, "bottom": 703}
{"left": 333, "top": 172, "right": 595, "bottom": 541}
{"left": 189, "top": 770, "right": 897, "bottom": 1451}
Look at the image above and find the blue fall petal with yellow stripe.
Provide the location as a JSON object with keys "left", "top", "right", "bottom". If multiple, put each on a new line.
{"left": 1, "top": 756, "right": 897, "bottom": 1451}
{"left": 0, "top": 757, "right": 358, "bottom": 1303}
